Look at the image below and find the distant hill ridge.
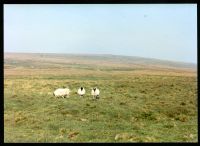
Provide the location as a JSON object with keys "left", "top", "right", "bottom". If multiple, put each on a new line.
{"left": 4, "top": 52, "right": 197, "bottom": 70}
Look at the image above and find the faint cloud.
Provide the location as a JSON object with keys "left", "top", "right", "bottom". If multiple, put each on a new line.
{"left": 144, "top": 14, "right": 147, "bottom": 18}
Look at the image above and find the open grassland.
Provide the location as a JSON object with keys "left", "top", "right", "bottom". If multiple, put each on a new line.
{"left": 4, "top": 53, "right": 197, "bottom": 142}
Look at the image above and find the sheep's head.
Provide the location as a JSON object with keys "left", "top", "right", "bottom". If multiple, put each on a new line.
{"left": 65, "top": 88, "right": 70, "bottom": 92}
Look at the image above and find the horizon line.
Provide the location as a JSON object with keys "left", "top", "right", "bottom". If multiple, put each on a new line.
{"left": 4, "top": 51, "right": 197, "bottom": 65}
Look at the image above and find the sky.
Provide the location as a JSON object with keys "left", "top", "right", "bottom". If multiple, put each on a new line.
{"left": 4, "top": 4, "right": 197, "bottom": 63}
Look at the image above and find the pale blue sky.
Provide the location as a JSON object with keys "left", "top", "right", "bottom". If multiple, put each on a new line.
{"left": 4, "top": 4, "right": 197, "bottom": 63}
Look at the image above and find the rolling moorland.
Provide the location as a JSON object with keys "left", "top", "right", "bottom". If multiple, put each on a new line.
{"left": 4, "top": 52, "right": 197, "bottom": 142}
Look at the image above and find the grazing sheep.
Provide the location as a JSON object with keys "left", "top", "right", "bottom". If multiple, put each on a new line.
{"left": 77, "top": 87, "right": 86, "bottom": 97}
{"left": 91, "top": 87, "right": 100, "bottom": 99}
{"left": 53, "top": 88, "right": 70, "bottom": 98}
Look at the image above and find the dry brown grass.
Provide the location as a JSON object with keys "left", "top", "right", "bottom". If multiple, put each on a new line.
{"left": 4, "top": 67, "right": 196, "bottom": 77}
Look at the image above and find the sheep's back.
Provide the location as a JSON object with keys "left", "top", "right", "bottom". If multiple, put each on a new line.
{"left": 78, "top": 88, "right": 85, "bottom": 95}
{"left": 91, "top": 89, "right": 100, "bottom": 96}
{"left": 54, "top": 88, "right": 69, "bottom": 96}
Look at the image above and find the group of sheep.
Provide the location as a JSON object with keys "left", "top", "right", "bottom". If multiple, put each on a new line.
{"left": 53, "top": 87, "right": 100, "bottom": 99}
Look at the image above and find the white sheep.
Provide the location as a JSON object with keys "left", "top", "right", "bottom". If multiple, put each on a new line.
{"left": 53, "top": 87, "right": 71, "bottom": 98}
{"left": 77, "top": 87, "right": 86, "bottom": 97}
{"left": 91, "top": 87, "right": 100, "bottom": 99}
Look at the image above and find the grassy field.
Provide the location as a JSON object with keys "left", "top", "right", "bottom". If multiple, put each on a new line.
{"left": 4, "top": 53, "right": 198, "bottom": 142}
